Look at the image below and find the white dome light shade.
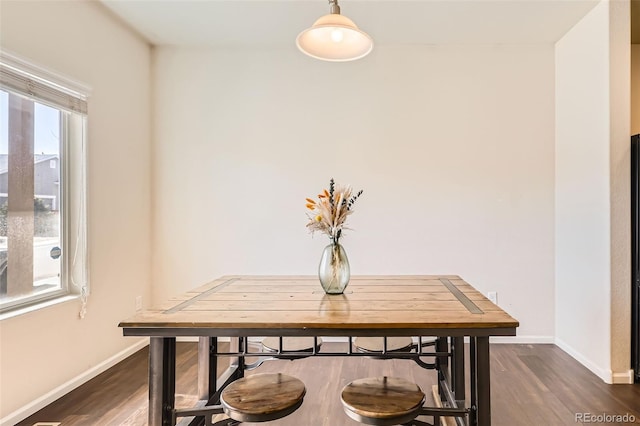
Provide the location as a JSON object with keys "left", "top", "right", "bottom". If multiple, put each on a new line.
{"left": 296, "top": 13, "right": 373, "bottom": 62}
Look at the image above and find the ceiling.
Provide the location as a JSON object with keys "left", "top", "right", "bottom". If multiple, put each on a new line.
{"left": 100, "top": 0, "right": 602, "bottom": 47}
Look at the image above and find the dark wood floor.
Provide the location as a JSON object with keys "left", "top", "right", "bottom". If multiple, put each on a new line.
{"left": 18, "top": 343, "right": 640, "bottom": 426}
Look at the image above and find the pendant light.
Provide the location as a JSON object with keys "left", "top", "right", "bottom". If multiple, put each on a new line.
{"left": 296, "top": 0, "right": 373, "bottom": 62}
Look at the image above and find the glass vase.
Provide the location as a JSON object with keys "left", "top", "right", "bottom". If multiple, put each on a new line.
{"left": 318, "top": 243, "right": 350, "bottom": 294}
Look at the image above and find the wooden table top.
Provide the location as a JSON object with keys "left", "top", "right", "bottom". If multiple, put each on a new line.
{"left": 119, "top": 275, "right": 519, "bottom": 337}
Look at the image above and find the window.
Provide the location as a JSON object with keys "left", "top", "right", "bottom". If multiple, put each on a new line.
{"left": 0, "top": 52, "right": 88, "bottom": 316}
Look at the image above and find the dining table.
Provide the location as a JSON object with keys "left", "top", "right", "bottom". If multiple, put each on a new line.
{"left": 119, "top": 275, "right": 519, "bottom": 426}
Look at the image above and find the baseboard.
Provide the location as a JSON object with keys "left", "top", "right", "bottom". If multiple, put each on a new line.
{"left": 554, "top": 337, "right": 614, "bottom": 384}
{"left": 489, "top": 335, "right": 554, "bottom": 344}
{"left": 0, "top": 338, "right": 149, "bottom": 426}
{"left": 611, "top": 369, "right": 635, "bottom": 384}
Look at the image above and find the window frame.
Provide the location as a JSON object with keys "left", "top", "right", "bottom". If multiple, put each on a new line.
{"left": 0, "top": 51, "right": 90, "bottom": 317}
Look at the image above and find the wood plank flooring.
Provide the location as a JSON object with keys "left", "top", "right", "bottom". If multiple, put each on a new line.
{"left": 17, "top": 343, "right": 640, "bottom": 426}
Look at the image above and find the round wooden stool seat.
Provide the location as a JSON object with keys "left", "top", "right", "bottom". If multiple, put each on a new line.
{"left": 341, "top": 377, "right": 426, "bottom": 426}
{"left": 353, "top": 336, "right": 414, "bottom": 353}
{"left": 220, "top": 373, "right": 306, "bottom": 422}
{"left": 262, "top": 336, "right": 323, "bottom": 353}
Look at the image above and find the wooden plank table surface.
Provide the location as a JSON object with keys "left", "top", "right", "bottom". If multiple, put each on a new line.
{"left": 120, "top": 275, "right": 519, "bottom": 337}
{"left": 119, "top": 275, "right": 519, "bottom": 426}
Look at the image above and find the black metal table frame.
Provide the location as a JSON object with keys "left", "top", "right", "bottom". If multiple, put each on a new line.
{"left": 130, "top": 330, "right": 496, "bottom": 426}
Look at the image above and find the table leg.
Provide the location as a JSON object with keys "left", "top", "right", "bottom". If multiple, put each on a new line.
{"left": 452, "top": 336, "right": 466, "bottom": 406}
{"left": 149, "top": 337, "right": 176, "bottom": 426}
{"left": 198, "top": 337, "right": 217, "bottom": 401}
{"left": 436, "top": 337, "right": 449, "bottom": 401}
{"left": 469, "top": 337, "right": 477, "bottom": 426}
{"left": 476, "top": 336, "right": 491, "bottom": 426}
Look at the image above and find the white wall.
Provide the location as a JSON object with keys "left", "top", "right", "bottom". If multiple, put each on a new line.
{"left": 633, "top": 45, "right": 640, "bottom": 136}
{"left": 0, "top": 2, "right": 627, "bottom": 421}
{"left": 0, "top": 1, "right": 152, "bottom": 422}
{"left": 555, "top": 0, "right": 610, "bottom": 382}
{"left": 555, "top": 0, "right": 631, "bottom": 383}
{"left": 608, "top": 0, "right": 631, "bottom": 383}
{"left": 152, "top": 45, "right": 556, "bottom": 341}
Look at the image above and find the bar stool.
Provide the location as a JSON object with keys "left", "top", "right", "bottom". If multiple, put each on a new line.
{"left": 353, "top": 336, "right": 414, "bottom": 354}
{"left": 219, "top": 373, "right": 306, "bottom": 423}
{"left": 353, "top": 337, "right": 437, "bottom": 368}
{"left": 340, "top": 376, "right": 426, "bottom": 425}
{"left": 243, "top": 337, "right": 324, "bottom": 371}
{"left": 262, "top": 336, "right": 323, "bottom": 357}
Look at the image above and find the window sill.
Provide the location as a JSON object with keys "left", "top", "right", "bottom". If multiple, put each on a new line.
{"left": 0, "top": 294, "right": 79, "bottom": 321}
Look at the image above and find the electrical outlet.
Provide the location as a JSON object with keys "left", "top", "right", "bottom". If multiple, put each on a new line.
{"left": 487, "top": 291, "right": 498, "bottom": 305}
{"left": 135, "top": 296, "right": 143, "bottom": 311}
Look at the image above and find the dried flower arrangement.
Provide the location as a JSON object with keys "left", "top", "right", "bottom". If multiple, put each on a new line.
{"left": 305, "top": 178, "right": 363, "bottom": 245}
